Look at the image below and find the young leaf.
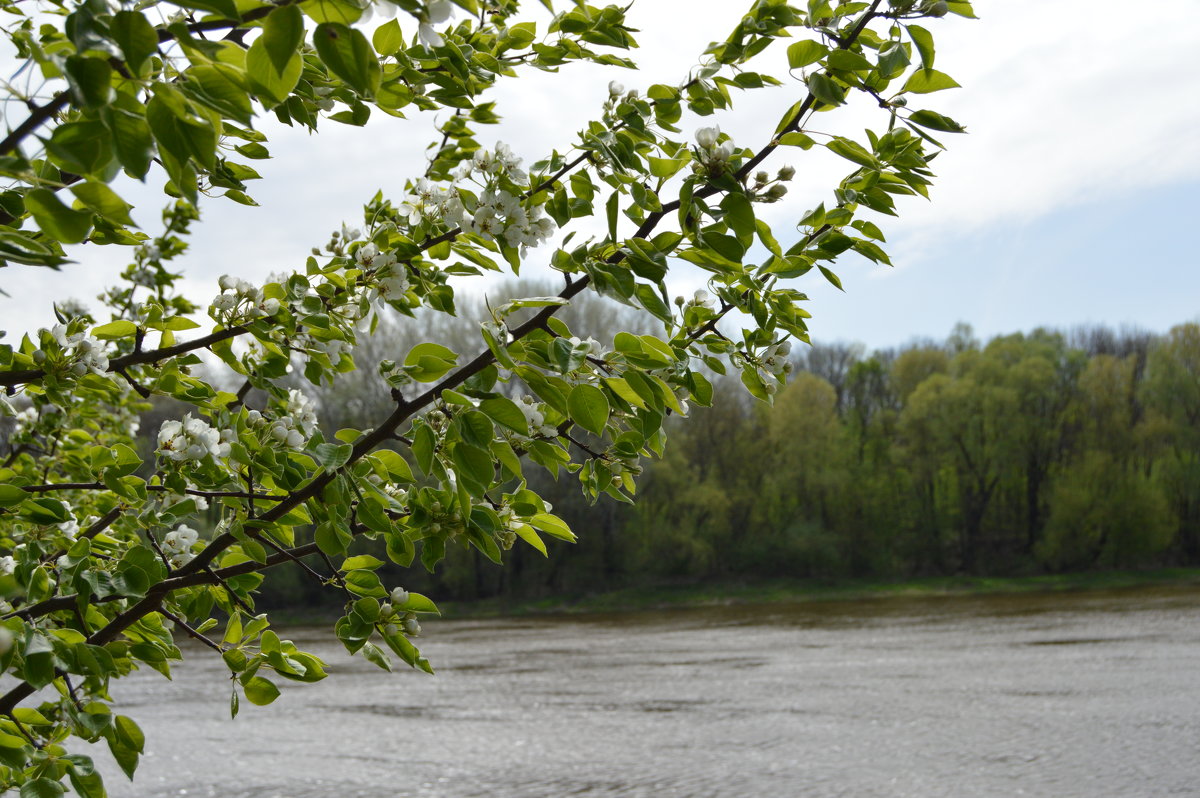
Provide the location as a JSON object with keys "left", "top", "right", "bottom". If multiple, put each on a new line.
{"left": 568, "top": 384, "right": 610, "bottom": 436}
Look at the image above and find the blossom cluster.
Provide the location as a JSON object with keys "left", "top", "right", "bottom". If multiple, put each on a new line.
{"left": 517, "top": 395, "right": 561, "bottom": 440}
{"left": 355, "top": 243, "right": 410, "bottom": 304}
{"left": 760, "top": 340, "right": 794, "bottom": 386}
{"left": 397, "top": 142, "right": 555, "bottom": 255}
{"left": 209, "top": 275, "right": 280, "bottom": 322}
{"left": 162, "top": 524, "right": 199, "bottom": 568}
{"left": 694, "top": 125, "right": 736, "bottom": 170}
{"left": 496, "top": 505, "right": 526, "bottom": 550}
{"left": 379, "top": 587, "right": 421, "bottom": 635}
{"left": 10, "top": 406, "right": 38, "bottom": 435}
{"left": 34, "top": 324, "right": 109, "bottom": 377}
{"left": 246, "top": 390, "right": 319, "bottom": 450}
{"left": 158, "top": 414, "right": 232, "bottom": 462}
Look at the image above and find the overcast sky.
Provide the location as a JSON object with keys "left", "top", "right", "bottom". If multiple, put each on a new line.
{"left": 2, "top": 0, "right": 1198, "bottom": 350}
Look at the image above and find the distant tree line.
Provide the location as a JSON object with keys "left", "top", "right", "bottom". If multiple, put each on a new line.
{"left": 127, "top": 285, "right": 1200, "bottom": 607}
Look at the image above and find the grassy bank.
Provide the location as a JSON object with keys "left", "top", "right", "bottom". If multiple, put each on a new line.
{"left": 431, "top": 568, "right": 1200, "bottom": 619}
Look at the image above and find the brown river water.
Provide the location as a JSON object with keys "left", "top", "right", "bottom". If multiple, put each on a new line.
{"left": 88, "top": 585, "right": 1200, "bottom": 797}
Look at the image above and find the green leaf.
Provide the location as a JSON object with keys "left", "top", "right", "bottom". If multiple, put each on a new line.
{"left": 647, "top": 156, "right": 685, "bottom": 178}
{"left": 360, "top": 641, "right": 391, "bottom": 671}
{"left": 826, "top": 137, "right": 878, "bottom": 169}
{"left": 262, "top": 5, "right": 305, "bottom": 73}
{"left": 145, "top": 92, "right": 217, "bottom": 171}
{"left": 341, "top": 554, "right": 383, "bottom": 571}
{"left": 90, "top": 320, "right": 137, "bottom": 339}
{"left": 902, "top": 68, "right": 960, "bottom": 94}
{"left": 313, "top": 442, "right": 352, "bottom": 469}
{"left": 70, "top": 182, "right": 135, "bottom": 226}
{"left": 404, "top": 342, "right": 458, "bottom": 382}
{"left": 827, "top": 49, "right": 872, "bottom": 72}
{"left": 114, "top": 715, "right": 143, "bottom": 753}
{"left": 0, "top": 484, "right": 27, "bottom": 508}
{"left": 412, "top": 424, "right": 435, "bottom": 476}
{"left": 185, "top": 65, "right": 255, "bottom": 126}
{"left": 313, "top": 24, "right": 381, "bottom": 98}
{"left": 372, "top": 18, "right": 403, "bottom": 56}
{"left": 174, "top": 0, "right": 240, "bottom": 18}
{"left": 396, "top": 591, "right": 440, "bottom": 614}
{"left": 110, "top": 11, "right": 159, "bottom": 76}
{"left": 818, "top": 265, "right": 844, "bottom": 291}
{"left": 908, "top": 24, "right": 935, "bottom": 71}
{"left": 300, "top": 0, "right": 363, "bottom": 24}
{"left": 243, "top": 676, "right": 281, "bottom": 706}
{"left": 513, "top": 524, "right": 547, "bottom": 556}
{"left": 65, "top": 56, "right": 112, "bottom": 109}
{"left": 25, "top": 189, "right": 93, "bottom": 244}
{"left": 568, "top": 384, "right": 610, "bottom": 436}
{"left": 246, "top": 22, "right": 303, "bottom": 107}
{"left": 102, "top": 106, "right": 154, "bottom": 179}
{"left": 531, "top": 512, "right": 575, "bottom": 542}
{"left": 451, "top": 443, "right": 494, "bottom": 491}
{"left": 606, "top": 190, "right": 618, "bottom": 241}
{"left": 20, "top": 779, "right": 66, "bottom": 798}
{"left": 778, "top": 131, "right": 815, "bottom": 149}
{"left": 371, "top": 449, "right": 414, "bottom": 483}
{"left": 806, "top": 73, "right": 844, "bottom": 106}
{"left": 787, "top": 40, "right": 828, "bottom": 69}
{"left": 315, "top": 521, "right": 352, "bottom": 556}
{"left": 907, "top": 109, "right": 966, "bottom": 133}
{"left": 479, "top": 396, "right": 530, "bottom": 435}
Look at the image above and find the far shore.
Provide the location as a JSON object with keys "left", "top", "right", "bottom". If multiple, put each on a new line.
{"left": 264, "top": 567, "right": 1200, "bottom": 625}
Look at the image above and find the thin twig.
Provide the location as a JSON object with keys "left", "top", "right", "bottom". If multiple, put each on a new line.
{"left": 159, "top": 608, "right": 224, "bottom": 653}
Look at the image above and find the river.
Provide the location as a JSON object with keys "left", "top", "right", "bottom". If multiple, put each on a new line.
{"left": 91, "top": 585, "right": 1200, "bottom": 797}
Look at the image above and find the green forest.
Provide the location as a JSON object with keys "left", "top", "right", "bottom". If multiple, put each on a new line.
{"left": 92, "top": 286, "right": 1200, "bottom": 609}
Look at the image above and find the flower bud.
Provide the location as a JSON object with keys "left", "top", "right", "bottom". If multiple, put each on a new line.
{"left": 380, "top": 602, "right": 393, "bottom": 617}
{"left": 777, "top": 165, "right": 796, "bottom": 181}
{"left": 218, "top": 275, "right": 235, "bottom": 291}
{"left": 390, "top": 586, "right": 410, "bottom": 605}
{"left": 754, "top": 171, "right": 769, "bottom": 185}
{"left": 766, "top": 183, "right": 788, "bottom": 200}
{"left": 608, "top": 80, "right": 625, "bottom": 97}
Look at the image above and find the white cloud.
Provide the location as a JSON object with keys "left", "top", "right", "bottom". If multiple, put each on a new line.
{"left": 2, "top": 0, "right": 1197, "bottom": 339}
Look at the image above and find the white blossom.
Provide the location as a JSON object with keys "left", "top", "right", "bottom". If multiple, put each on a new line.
{"left": 158, "top": 414, "right": 231, "bottom": 463}
{"left": 418, "top": 0, "right": 455, "bottom": 49}
{"left": 12, "top": 406, "right": 37, "bottom": 435}
{"left": 0, "top": 556, "right": 15, "bottom": 576}
{"left": 695, "top": 126, "right": 735, "bottom": 168}
{"left": 390, "top": 586, "right": 410, "bottom": 605}
{"left": 517, "top": 395, "right": 560, "bottom": 438}
{"left": 46, "top": 324, "right": 109, "bottom": 375}
{"left": 695, "top": 125, "right": 720, "bottom": 150}
{"left": 162, "top": 524, "right": 200, "bottom": 567}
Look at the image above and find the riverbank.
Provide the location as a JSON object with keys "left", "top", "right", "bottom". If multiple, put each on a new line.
{"left": 430, "top": 567, "right": 1200, "bottom": 618}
